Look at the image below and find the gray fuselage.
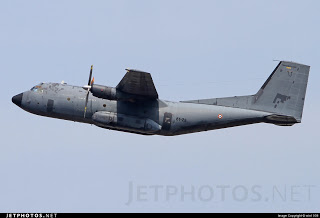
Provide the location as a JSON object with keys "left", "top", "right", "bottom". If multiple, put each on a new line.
{"left": 13, "top": 82, "right": 273, "bottom": 136}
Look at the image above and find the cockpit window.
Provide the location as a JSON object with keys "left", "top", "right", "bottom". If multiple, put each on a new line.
{"left": 30, "top": 83, "right": 44, "bottom": 92}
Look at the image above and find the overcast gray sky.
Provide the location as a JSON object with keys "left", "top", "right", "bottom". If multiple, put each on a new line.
{"left": 1, "top": 0, "right": 319, "bottom": 212}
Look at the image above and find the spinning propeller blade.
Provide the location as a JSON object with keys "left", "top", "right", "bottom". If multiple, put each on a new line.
{"left": 84, "top": 65, "right": 94, "bottom": 118}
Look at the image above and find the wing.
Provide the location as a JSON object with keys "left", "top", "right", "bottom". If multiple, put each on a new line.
{"left": 116, "top": 69, "right": 158, "bottom": 99}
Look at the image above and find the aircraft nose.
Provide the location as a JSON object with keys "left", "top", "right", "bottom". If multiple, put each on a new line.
{"left": 12, "top": 93, "right": 23, "bottom": 107}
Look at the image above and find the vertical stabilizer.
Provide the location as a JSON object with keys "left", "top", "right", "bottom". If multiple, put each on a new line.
{"left": 251, "top": 61, "right": 310, "bottom": 122}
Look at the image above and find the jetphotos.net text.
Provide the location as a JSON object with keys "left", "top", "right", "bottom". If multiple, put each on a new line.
{"left": 126, "top": 182, "right": 316, "bottom": 206}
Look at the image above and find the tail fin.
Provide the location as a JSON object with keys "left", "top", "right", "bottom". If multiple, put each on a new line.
{"left": 251, "top": 61, "right": 310, "bottom": 122}
{"left": 181, "top": 61, "right": 310, "bottom": 123}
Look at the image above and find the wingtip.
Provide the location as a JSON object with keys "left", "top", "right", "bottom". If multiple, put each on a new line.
{"left": 125, "top": 69, "right": 150, "bottom": 74}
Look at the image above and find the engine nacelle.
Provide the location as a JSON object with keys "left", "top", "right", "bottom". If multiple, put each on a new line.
{"left": 92, "top": 111, "right": 162, "bottom": 134}
{"left": 90, "top": 84, "right": 146, "bottom": 101}
{"left": 91, "top": 84, "right": 117, "bottom": 100}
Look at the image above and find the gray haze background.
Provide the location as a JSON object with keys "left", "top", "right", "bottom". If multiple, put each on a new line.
{"left": 1, "top": 0, "right": 319, "bottom": 212}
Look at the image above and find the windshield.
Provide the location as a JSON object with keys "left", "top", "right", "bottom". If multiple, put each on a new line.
{"left": 30, "top": 83, "right": 44, "bottom": 92}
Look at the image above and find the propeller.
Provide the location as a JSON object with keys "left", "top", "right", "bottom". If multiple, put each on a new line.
{"left": 83, "top": 65, "right": 95, "bottom": 118}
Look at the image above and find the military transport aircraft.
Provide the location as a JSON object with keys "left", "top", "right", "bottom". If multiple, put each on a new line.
{"left": 12, "top": 61, "right": 310, "bottom": 136}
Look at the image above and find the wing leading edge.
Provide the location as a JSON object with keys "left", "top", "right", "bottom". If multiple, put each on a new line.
{"left": 116, "top": 69, "right": 158, "bottom": 99}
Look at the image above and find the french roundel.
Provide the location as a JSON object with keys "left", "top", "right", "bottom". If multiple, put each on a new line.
{"left": 218, "top": 114, "right": 223, "bottom": 119}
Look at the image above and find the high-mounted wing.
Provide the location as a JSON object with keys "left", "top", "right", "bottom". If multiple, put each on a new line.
{"left": 116, "top": 69, "right": 158, "bottom": 99}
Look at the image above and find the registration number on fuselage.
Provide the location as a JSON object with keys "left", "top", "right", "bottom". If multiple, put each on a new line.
{"left": 176, "top": 117, "right": 187, "bottom": 123}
